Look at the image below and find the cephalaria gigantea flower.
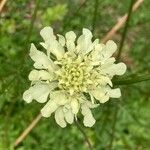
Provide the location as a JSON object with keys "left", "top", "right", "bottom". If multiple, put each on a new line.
{"left": 23, "top": 27, "right": 126, "bottom": 127}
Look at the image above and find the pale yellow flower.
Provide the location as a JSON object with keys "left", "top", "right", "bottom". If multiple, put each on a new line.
{"left": 23, "top": 27, "right": 126, "bottom": 127}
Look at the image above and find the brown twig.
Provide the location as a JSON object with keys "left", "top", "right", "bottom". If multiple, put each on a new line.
{"left": 14, "top": 113, "right": 42, "bottom": 148}
{"left": 101, "top": 0, "right": 144, "bottom": 43}
{"left": 0, "top": 0, "right": 7, "bottom": 13}
{"left": 14, "top": 0, "right": 144, "bottom": 147}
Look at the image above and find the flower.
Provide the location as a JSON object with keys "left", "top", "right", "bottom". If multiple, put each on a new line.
{"left": 23, "top": 26, "right": 126, "bottom": 128}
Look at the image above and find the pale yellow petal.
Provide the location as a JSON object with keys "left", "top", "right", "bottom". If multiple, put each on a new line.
{"left": 55, "top": 107, "right": 67, "bottom": 128}
{"left": 108, "top": 88, "right": 121, "bottom": 98}
{"left": 41, "top": 100, "right": 58, "bottom": 117}
{"left": 51, "top": 91, "right": 68, "bottom": 105}
{"left": 23, "top": 82, "right": 57, "bottom": 103}
{"left": 70, "top": 99, "right": 79, "bottom": 114}
{"left": 57, "top": 34, "right": 65, "bottom": 46}
{"left": 29, "top": 43, "right": 53, "bottom": 69}
{"left": 29, "top": 69, "right": 53, "bottom": 81}
{"left": 81, "top": 102, "right": 96, "bottom": 127}
{"left": 63, "top": 108, "right": 74, "bottom": 124}
{"left": 40, "top": 26, "right": 56, "bottom": 42}
{"left": 100, "top": 62, "right": 127, "bottom": 77}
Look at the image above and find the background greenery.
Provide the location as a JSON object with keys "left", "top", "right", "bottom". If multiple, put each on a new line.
{"left": 0, "top": 0, "right": 150, "bottom": 150}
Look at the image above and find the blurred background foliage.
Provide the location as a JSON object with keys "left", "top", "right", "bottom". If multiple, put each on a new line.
{"left": 0, "top": 0, "right": 150, "bottom": 150}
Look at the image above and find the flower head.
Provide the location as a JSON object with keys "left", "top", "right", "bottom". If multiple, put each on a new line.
{"left": 23, "top": 27, "right": 126, "bottom": 127}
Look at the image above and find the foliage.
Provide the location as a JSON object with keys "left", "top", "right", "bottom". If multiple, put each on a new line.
{"left": 41, "top": 4, "right": 68, "bottom": 26}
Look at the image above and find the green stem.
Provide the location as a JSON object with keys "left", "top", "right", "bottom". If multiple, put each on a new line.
{"left": 20, "top": 0, "right": 40, "bottom": 61}
{"left": 113, "top": 74, "right": 150, "bottom": 85}
{"left": 75, "top": 120, "right": 93, "bottom": 150}
{"left": 109, "top": 1, "right": 135, "bottom": 149}
{"left": 92, "top": 0, "right": 99, "bottom": 33}
{"left": 116, "top": 0, "right": 136, "bottom": 61}
{"left": 108, "top": 105, "right": 118, "bottom": 149}
{"left": 62, "top": 0, "right": 88, "bottom": 30}
{"left": 26, "top": 0, "right": 40, "bottom": 43}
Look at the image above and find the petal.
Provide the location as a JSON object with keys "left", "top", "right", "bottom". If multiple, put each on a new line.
{"left": 40, "top": 27, "right": 65, "bottom": 59}
{"left": 40, "top": 42, "right": 47, "bottom": 49}
{"left": 105, "top": 40, "right": 117, "bottom": 58}
{"left": 105, "top": 40, "right": 117, "bottom": 55}
{"left": 63, "top": 107, "right": 74, "bottom": 124}
{"left": 57, "top": 34, "right": 65, "bottom": 46}
{"left": 82, "top": 28, "right": 93, "bottom": 53}
{"left": 77, "top": 28, "right": 93, "bottom": 55}
{"left": 29, "top": 43, "right": 54, "bottom": 69}
{"left": 98, "top": 95, "right": 109, "bottom": 103}
{"left": 100, "top": 57, "right": 116, "bottom": 67}
{"left": 90, "top": 43, "right": 103, "bottom": 61}
{"left": 23, "top": 90, "right": 33, "bottom": 103}
{"left": 76, "top": 35, "right": 84, "bottom": 53}
{"left": 65, "top": 31, "right": 76, "bottom": 41}
{"left": 70, "top": 98, "right": 79, "bottom": 114}
{"left": 93, "top": 39, "right": 99, "bottom": 46}
{"left": 90, "top": 89, "right": 105, "bottom": 100}
{"left": 83, "top": 114, "right": 95, "bottom": 127}
{"left": 90, "top": 86, "right": 121, "bottom": 103}
{"left": 81, "top": 103, "right": 91, "bottom": 117}
{"left": 100, "top": 40, "right": 117, "bottom": 61}
{"left": 41, "top": 100, "right": 58, "bottom": 117}
{"left": 90, "top": 88, "right": 109, "bottom": 103}
{"left": 55, "top": 107, "right": 67, "bottom": 128}
{"left": 83, "top": 28, "right": 92, "bottom": 39}
{"left": 65, "top": 31, "right": 76, "bottom": 55}
{"left": 97, "top": 75, "right": 113, "bottom": 87}
{"left": 81, "top": 102, "right": 95, "bottom": 127}
{"left": 40, "top": 26, "right": 56, "bottom": 43}
{"left": 49, "top": 41, "right": 65, "bottom": 59}
{"left": 23, "top": 82, "right": 57, "bottom": 103}
{"left": 28, "top": 69, "right": 53, "bottom": 81}
{"left": 85, "top": 38, "right": 99, "bottom": 55}
{"left": 100, "top": 62, "right": 127, "bottom": 77}
{"left": 112, "top": 62, "right": 127, "bottom": 75}
{"left": 50, "top": 91, "right": 68, "bottom": 105}
{"left": 28, "top": 70, "right": 39, "bottom": 81}
{"left": 84, "top": 100, "right": 99, "bottom": 108}
{"left": 108, "top": 88, "right": 121, "bottom": 98}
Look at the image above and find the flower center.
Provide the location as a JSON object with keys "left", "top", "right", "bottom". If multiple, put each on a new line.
{"left": 55, "top": 55, "right": 93, "bottom": 95}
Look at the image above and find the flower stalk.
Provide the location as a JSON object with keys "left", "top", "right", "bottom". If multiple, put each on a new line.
{"left": 113, "top": 74, "right": 150, "bottom": 85}
{"left": 75, "top": 120, "right": 93, "bottom": 150}
{"left": 116, "top": 0, "right": 136, "bottom": 61}
{"left": 109, "top": 0, "right": 136, "bottom": 149}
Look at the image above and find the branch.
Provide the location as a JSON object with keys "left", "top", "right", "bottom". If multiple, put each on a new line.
{"left": 0, "top": 0, "right": 7, "bottom": 13}
{"left": 14, "top": 113, "right": 42, "bottom": 148}
{"left": 101, "top": 0, "right": 144, "bottom": 43}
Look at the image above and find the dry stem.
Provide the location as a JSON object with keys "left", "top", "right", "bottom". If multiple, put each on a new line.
{"left": 0, "top": 0, "right": 7, "bottom": 13}
{"left": 101, "top": 0, "right": 144, "bottom": 43}
{"left": 14, "top": 113, "right": 42, "bottom": 147}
